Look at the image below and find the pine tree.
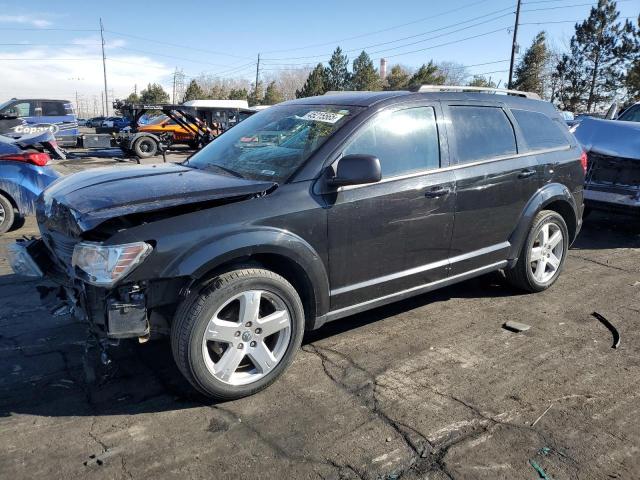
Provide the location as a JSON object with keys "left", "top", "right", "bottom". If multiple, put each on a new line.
{"left": 624, "top": 16, "right": 640, "bottom": 101}
{"left": 125, "top": 92, "right": 140, "bottom": 103}
{"left": 468, "top": 75, "right": 497, "bottom": 88}
{"left": 512, "top": 32, "right": 549, "bottom": 97}
{"left": 248, "top": 82, "right": 264, "bottom": 106}
{"left": 296, "top": 63, "right": 328, "bottom": 98}
{"left": 570, "top": 0, "right": 635, "bottom": 110}
{"left": 183, "top": 80, "right": 205, "bottom": 102}
{"left": 552, "top": 54, "right": 589, "bottom": 111}
{"left": 228, "top": 88, "right": 248, "bottom": 100}
{"left": 326, "top": 47, "right": 350, "bottom": 91}
{"left": 140, "top": 83, "right": 170, "bottom": 104}
{"left": 384, "top": 65, "right": 411, "bottom": 90}
{"left": 351, "top": 51, "right": 380, "bottom": 91}
{"left": 408, "top": 61, "right": 445, "bottom": 89}
{"left": 263, "top": 81, "right": 284, "bottom": 104}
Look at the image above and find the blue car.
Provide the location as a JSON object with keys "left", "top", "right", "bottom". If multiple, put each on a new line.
{"left": 0, "top": 133, "right": 60, "bottom": 233}
{"left": 0, "top": 98, "right": 79, "bottom": 147}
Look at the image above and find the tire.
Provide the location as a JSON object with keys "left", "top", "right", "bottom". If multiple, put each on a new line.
{"left": 0, "top": 193, "right": 15, "bottom": 234}
{"left": 505, "top": 210, "right": 569, "bottom": 293}
{"left": 133, "top": 136, "right": 158, "bottom": 158}
{"left": 171, "top": 268, "right": 305, "bottom": 400}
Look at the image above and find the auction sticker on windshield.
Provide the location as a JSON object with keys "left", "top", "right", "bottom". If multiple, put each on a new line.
{"left": 300, "top": 111, "right": 345, "bottom": 124}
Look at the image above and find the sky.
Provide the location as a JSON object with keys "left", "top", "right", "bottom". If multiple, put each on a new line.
{"left": 0, "top": 0, "right": 637, "bottom": 113}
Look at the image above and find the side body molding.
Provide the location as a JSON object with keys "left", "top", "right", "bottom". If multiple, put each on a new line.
{"left": 508, "top": 182, "right": 579, "bottom": 261}
{"left": 161, "top": 227, "right": 331, "bottom": 320}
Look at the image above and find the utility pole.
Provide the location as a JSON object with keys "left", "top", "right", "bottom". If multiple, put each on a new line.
{"left": 100, "top": 18, "right": 109, "bottom": 116}
{"left": 507, "top": 0, "right": 522, "bottom": 89}
{"left": 75, "top": 91, "right": 79, "bottom": 116}
{"left": 255, "top": 53, "right": 261, "bottom": 96}
{"left": 173, "top": 67, "right": 177, "bottom": 104}
{"left": 100, "top": 91, "right": 104, "bottom": 116}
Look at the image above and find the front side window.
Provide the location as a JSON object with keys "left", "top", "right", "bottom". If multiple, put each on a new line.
{"left": 343, "top": 106, "right": 440, "bottom": 178}
{"left": 617, "top": 104, "right": 640, "bottom": 122}
{"left": 512, "top": 109, "right": 569, "bottom": 150}
{"left": 449, "top": 105, "right": 517, "bottom": 163}
{"left": 186, "top": 104, "right": 361, "bottom": 183}
{"left": 1, "top": 101, "right": 30, "bottom": 117}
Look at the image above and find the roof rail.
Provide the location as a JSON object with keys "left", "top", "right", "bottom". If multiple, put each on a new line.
{"left": 413, "top": 85, "right": 540, "bottom": 99}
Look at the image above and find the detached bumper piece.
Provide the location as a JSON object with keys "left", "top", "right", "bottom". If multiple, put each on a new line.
{"left": 107, "top": 293, "right": 149, "bottom": 339}
{"left": 7, "top": 238, "right": 52, "bottom": 278}
{"left": 585, "top": 152, "right": 640, "bottom": 213}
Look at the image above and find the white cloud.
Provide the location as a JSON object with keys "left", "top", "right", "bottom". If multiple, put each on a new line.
{"left": 0, "top": 14, "right": 52, "bottom": 28}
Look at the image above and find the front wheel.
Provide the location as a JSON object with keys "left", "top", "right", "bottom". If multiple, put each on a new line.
{"left": 171, "top": 268, "right": 305, "bottom": 400}
{"left": 505, "top": 210, "right": 569, "bottom": 292}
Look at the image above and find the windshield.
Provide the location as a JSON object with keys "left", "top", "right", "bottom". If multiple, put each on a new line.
{"left": 186, "top": 104, "right": 360, "bottom": 183}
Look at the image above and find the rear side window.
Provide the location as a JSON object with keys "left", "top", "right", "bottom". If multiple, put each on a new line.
{"left": 512, "top": 109, "right": 569, "bottom": 150}
{"left": 41, "top": 101, "right": 67, "bottom": 116}
{"left": 343, "top": 106, "right": 440, "bottom": 178}
{"left": 449, "top": 106, "right": 516, "bottom": 163}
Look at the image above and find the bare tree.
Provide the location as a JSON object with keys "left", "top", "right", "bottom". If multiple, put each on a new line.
{"left": 435, "top": 61, "right": 470, "bottom": 85}
{"left": 264, "top": 67, "right": 312, "bottom": 101}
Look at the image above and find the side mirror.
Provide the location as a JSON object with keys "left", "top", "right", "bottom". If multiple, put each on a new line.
{"left": 328, "top": 154, "right": 381, "bottom": 187}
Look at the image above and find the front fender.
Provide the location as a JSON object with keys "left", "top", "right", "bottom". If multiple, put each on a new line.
{"left": 162, "top": 227, "right": 330, "bottom": 318}
{"left": 0, "top": 162, "right": 59, "bottom": 215}
{"left": 508, "top": 183, "right": 579, "bottom": 260}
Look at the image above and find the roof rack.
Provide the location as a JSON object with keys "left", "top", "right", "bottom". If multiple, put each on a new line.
{"left": 413, "top": 85, "right": 540, "bottom": 99}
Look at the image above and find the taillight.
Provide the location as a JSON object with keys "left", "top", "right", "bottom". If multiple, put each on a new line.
{"left": 580, "top": 150, "right": 588, "bottom": 174}
{"left": 0, "top": 152, "right": 50, "bottom": 166}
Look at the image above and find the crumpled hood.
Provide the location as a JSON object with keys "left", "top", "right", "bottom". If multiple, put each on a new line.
{"left": 572, "top": 117, "right": 640, "bottom": 160}
{"left": 38, "top": 163, "right": 276, "bottom": 234}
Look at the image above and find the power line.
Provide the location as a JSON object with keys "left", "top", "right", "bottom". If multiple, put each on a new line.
{"left": 110, "top": 45, "right": 247, "bottom": 68}
{"left": 519, "top": 15, "right": 635, "bottom": 25}
{"left": 0, "top": 27, "right": 98, "bottom": 31}
{"left": 105, "top": 29, "right": 253, "bottom": 60}
{"left": 262, "top": 7, "right": 515, "bottom": 62}
{"left": 0, "top": 42, "right": 101, "bottom": 46}
{"left": 261, "top": 0, "right": 492, "bottom": 54}
{"left": 522, "top": 0, "right": 631, "bottom": 12}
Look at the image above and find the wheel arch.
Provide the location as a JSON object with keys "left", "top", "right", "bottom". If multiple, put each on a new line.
{"left": 164, "top": 228, "right": 330, "bottom": 330}
{"left": 508, "top": 183, "right": 579, "bottom": 261}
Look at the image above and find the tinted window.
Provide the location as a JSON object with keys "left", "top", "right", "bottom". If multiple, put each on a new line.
{"left": 449, "top": 106, "right": 516, "bottom": 163}
{"left": 617, "top": 104, "right": 640, "bottom": 122}
{"left": 512, "top": 109, "right": 569, "bottom": 150}
{"left": 41, "top": 101, "right": 66, "bottom": 116}
{"left": 343, "top": 107, "right": 440, "bottom": 177}
{"left": 2, "top": 102, "right": 31, "bottom": 117}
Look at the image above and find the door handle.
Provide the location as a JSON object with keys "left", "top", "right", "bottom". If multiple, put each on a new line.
{"left": 424, "top": 187, "right": 451, "bottom": 198}
{"left": 518, "top": 169, "right": 536, "bottom": 179}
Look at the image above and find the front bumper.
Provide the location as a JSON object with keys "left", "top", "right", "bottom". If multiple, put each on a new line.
{"left": 8, "top": 238, "right": 150, "bottom": 339}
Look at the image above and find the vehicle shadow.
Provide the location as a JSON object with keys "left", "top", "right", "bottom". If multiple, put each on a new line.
{"left": 573, "top": 210, "right": 640, "bottom": 250}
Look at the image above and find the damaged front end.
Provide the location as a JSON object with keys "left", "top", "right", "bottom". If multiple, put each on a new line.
{"left": 573, "top": 117, "right": 640, "bottom": 214}
{"left": 8, "top": 162, "right": 277, "bottom": 343}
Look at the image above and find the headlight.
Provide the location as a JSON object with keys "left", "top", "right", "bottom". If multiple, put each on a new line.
{"left": 71, "top": 241, "right": 152, "bottom": 287}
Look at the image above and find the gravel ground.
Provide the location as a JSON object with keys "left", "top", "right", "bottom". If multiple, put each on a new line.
{"left": 0, "top": 153, "right": 639, "bottom": 479}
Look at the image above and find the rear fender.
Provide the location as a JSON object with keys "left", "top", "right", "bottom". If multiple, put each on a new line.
{"left": 508, "top": 183, "right": 579, "bottom": 261}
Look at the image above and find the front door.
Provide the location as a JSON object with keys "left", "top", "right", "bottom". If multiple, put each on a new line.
{"left": 326, "top": 104, "right": 456, "bottom": 312}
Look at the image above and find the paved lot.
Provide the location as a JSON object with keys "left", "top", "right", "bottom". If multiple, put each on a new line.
{"left": 1, "top": 154, "right": 639, "bottom": 479}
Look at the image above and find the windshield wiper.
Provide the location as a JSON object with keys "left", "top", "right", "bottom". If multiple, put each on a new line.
{"left": 203, "top": 163, "right": 245, "bottom": 179}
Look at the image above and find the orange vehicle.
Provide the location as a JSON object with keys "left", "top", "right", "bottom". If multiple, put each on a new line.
{"left": 137, "top": 115, "right": 200, "bottom": 145}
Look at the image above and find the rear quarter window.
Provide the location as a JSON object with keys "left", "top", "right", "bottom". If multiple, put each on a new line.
{"left": 41, "top": 101, "right": 68, "bottom": 116}
{"left": 511, "top": 109, "right": 569, "bottom": 150}
{"left": 449, "top": 105, "right": 516, "bottom": 164}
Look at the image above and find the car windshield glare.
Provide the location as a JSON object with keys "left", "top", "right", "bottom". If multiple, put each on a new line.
{"left": 186, "top": 104, "right": 360, "bottom": 183}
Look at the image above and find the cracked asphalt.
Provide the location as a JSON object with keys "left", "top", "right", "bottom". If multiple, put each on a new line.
{"left": 1, "top": 155, "right": 639, "bottom": 479}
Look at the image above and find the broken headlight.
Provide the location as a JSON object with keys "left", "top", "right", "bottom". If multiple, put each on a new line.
{"left": 71, "top": 242, "right": 152, "bottom": 287}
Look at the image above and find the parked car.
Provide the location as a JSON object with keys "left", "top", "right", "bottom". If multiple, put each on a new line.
{"left": 77, "top": 118, "right": 88, "bottom": 127}
{"left": 86, "top": 116, "right": 106, "bottom": 128}
{"left": 572, "top": 116, "right": 640, "bottom": 215}
{"left": 9, "top": 87, "right": 585, "bottom": 399}
{"left": 0, "top": 133, "right": 60, "bottom": 233}
{"left": 101, "top": 116, "right": 130, "bottom": 130}
{"left": 0, "top": 98, "right": 79, "bottom": 147}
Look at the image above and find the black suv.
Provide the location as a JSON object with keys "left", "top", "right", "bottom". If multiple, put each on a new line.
{"left": 9, "top": 88, "right": 585, "bottom": 399}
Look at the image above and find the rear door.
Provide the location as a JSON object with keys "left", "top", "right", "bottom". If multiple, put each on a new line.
{"left": 37, "top": 100, "right": 79, "bottom": 144}
{"left": 326, "top": 102, "right": 456, "bottom": 311}
{"left": 443, "top": 102, "right": 541, "bottom": 275}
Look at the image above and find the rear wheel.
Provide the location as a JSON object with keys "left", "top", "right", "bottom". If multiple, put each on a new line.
{"left": 171, "top": 268, "right": 304, "bottom": 400}
{"left": 133, "top": 136, "right": 158, "bottom": 158}
{"left": 505, "top": 210, "right": 569, "bottom": 292}
{"left": 0, "top": 194, "right": 15, "bottom": 234}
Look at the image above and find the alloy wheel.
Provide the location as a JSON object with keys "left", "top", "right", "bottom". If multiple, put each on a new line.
{"left": 529, "top": 221, "right": 564, "bottom": 283}
{"left": 201, "top": 290, "right": 292, "bottom": 386}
